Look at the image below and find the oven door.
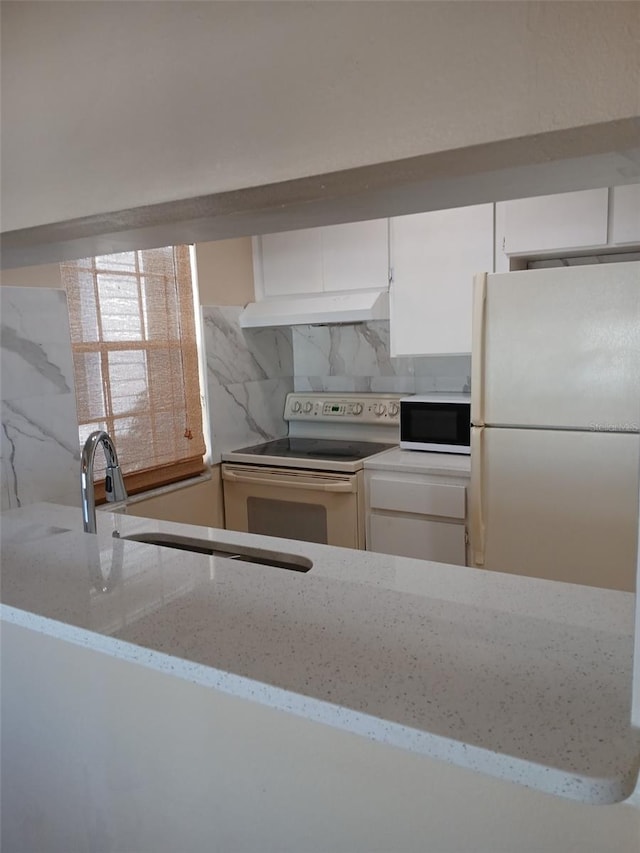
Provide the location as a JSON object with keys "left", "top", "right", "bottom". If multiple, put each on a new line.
{"left": 222, "top": 464, "right": 363, "bottom": 549}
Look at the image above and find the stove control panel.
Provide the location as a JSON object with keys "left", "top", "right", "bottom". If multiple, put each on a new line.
{"left": 285, "top": 393, "right": 402, "bottom": 425}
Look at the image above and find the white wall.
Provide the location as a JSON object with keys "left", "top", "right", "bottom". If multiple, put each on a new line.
{"left": 3, "top": 620, "right": 639, "bottom": 853}
{"left": 2, "top": 1, "right": 639, "bottom": 232}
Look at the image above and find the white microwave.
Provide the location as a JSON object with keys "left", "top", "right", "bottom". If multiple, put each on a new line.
{"left": 400, "top": 393, "right": 471, "bottom": 454}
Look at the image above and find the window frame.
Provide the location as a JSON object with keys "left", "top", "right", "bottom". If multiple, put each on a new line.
{"left": 62, "top": 245, "right": 206, "bottom": 502}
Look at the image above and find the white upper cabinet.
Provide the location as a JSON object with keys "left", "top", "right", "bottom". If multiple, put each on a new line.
{"left": 498, "top": 188, "right": 609, "bottom": 256}
{"left": 256, "top": 228, "right": 323, "bottom": 297}
{"left": 255, "top": 219, "right": 389, "bottom": 298}
{"left": 320, "top": 220, "right": 389, "bottom": 291}
{"left": 389, "top": 203, "right": 494, "bottom": 356}
{"left": 610, "top": 184, "right": 640, "bottom": 246}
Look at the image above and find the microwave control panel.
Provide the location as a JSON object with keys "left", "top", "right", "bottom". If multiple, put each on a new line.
{"left": 285, "top": 393, "right": 402, "bottom": 425}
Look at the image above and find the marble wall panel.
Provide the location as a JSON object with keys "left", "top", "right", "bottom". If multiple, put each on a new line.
{"left": 201, "top": 306, "right": 293, "bottom": 460}
{"left": 1, "top": 288, "right": 75, "bottom": 401}
{"left": 2, "top": 397, "right": 81, "bottom": 509}
{"left": 292, "top": 321, "right": 413, "bottom": 379}
{"left": 201, "top": 308, "right": 470, "bottom": 461}
{"left": 202, "top": 306, "right": 293, "bottom": 386}
{"left": 414, "top": 355, "right": 472, "bottom": 394}
{"left": 1, "top": 288, "right": 80, "bottom": 509}
{"left": 292, "top": 320, "right": 471, "bottom": 395}
{"left": 207, "top": 378, "right": 294, "bottom": 460}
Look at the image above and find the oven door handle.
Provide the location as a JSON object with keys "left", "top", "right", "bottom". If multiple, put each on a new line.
{"left": 222, "top": 468, "right": 356, "bottom": 493}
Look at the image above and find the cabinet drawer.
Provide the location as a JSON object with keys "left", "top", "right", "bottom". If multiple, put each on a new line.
{"left": 369, "top": 514, "right": 466, "bottom": 565}
{"left": 368, "top": 476, "right": 465, "bottom": 519}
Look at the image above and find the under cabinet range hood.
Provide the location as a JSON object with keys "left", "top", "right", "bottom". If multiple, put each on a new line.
{"left": 239, "top": 288, "right": 389, "bottom": 328}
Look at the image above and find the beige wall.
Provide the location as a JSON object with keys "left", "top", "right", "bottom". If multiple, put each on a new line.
{"left": 125, "top": 468, "right": 224, "bottom": 530}
{"left": 0, "top": 240, "right": 254, "bottom": 305}
{"left": 2, "top": 2, "right": 639, "bottom": 232}
{"left": 0, "top": 262, "right": 63, "bottom": 287}
{"left": 194, "top": 237, "right": 254, "bottom": 305}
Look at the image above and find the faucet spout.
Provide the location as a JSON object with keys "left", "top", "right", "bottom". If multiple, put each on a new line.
{"left": 81, "top": 430, "right": 128, "bottom": 534}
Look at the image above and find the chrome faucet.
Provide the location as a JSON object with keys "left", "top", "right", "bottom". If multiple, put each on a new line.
{"left": 81, "top": 430, "right": 128, "bottom": 533}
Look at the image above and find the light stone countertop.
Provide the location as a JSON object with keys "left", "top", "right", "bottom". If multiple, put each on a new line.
{"left": 1, "top": 502, "right": 638, "bottom": 805}
{"left": 363, "top": 446, "right": 471, "bottom": 477}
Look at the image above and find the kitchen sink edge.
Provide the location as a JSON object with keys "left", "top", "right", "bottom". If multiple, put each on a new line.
{"left": 117, "top": 530, "right": 313, "bottom": 573}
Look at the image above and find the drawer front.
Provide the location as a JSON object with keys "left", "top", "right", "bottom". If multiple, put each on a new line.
{"left": 369, "top": 514, "right": 466, "bottom": 565}
{"left": 368, "top": 476, "right": 465, "bottom": 519}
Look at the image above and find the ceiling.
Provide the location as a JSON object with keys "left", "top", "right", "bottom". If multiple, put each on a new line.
{"left": 2, "top": 2, "right": 639, "bottom": 268}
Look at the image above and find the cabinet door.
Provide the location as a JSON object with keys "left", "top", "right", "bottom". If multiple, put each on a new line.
{"left": 258, "top": 229, "right": 323, "bottom": 297}
{"left": 321, "top": 220, "right": 389, "bottom": 292}
{"left": 369, "top": 514, "right": 466, "bottom": 565}
{"left": 610, "top": 184, "right": 640, "bottom": 246}
{"left": 390, "top": 203, "right": 493, "bottom": 356}
{"left": 500, "top": 189, "right": 608, "bottom": 255}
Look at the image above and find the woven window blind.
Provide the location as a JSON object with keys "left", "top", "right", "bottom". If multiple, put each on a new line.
{"left": 61, "top": 246, "right": 206, "bottom": 499}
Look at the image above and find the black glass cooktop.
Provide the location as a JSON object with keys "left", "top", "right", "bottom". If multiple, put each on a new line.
{"left": 231, "top": 437, "right": 395, "bottom": 462}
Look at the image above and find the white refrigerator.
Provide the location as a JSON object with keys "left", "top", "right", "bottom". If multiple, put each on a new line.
{"left": 469, "top": 261, "right": 640, "bottom": 591}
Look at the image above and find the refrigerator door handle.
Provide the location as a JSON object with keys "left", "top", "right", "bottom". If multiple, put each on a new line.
{"left": 471, "top": 272, "right": 487, "bottom": 427}
{"left": 469, "top": 426, "right": 485, "bottom": 567}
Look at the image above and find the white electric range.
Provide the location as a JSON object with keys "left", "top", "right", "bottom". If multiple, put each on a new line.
{"left": 221, "top": 393, "right": 402, "bottom": 549}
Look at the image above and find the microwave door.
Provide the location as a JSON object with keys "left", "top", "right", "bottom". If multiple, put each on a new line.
{"left": 401, "top": 399, "right": 471, "bottom": 454}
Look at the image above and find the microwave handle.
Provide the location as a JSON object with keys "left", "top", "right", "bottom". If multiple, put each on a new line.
{"left": 222, "top": 468, "right": 356, "bottom": 493}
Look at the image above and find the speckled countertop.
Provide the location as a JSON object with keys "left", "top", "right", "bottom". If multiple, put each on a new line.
{"left": 363, "top": 447, "right": 471, "bottom": 477}
{"left": 1, "top": 502, "right": 638, "bottom": 805}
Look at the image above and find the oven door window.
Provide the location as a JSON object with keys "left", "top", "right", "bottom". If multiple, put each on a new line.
{"left": 247, "top": 497, "right": 327, "bottom": 544}
{"left": 222, "top": 464, "right": 361, "bottom": 549}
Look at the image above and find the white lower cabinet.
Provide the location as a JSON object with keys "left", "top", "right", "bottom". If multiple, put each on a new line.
{"left": 365, "top": 468, "right": 468, "bottom": 565}
{"left": 369, "top": 514, "right": 466, "bottom": 565}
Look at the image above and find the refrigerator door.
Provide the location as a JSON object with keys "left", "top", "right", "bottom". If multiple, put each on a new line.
{"left": 472, "top": 262, "right": 640, "bottom": 430}
{"left": 469, "top": 426, "right": 639, "bottom": 591}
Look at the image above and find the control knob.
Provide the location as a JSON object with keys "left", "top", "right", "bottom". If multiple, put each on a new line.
{"left": 291, "top": 400, "right": 302, "bottom": 413}
{"left": 352, "top": 402, "right": 363, "bottom": 415}
{"left": 388, "top": 402, "right": 400, "bottom": 417}
{"left": 303, "top": 401, "right": 313, "bottom": 413}
{"left": 373, "top": 403, "right": 387, "bottom": 417}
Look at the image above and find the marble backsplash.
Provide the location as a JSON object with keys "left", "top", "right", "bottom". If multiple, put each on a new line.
{"left": 202, "top": 309, "right": 470, "bottom": 459}
{"left": 1, "top": 287, "right": 81, "bottom": 510}
{"left": 0, "top": 291, "right": 470, "bottom": 508}
{"left": 292, "top": 321, "right": 471, "bottom": 395}
{"left": 201, "top": 306, "right": 294, "bottom": 462}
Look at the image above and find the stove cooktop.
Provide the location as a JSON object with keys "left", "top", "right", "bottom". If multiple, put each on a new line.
{"left": 229, "top": 437, "right": 396, "bottom": 463}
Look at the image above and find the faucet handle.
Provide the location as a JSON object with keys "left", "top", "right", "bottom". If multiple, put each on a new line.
{"left": 105, "top": 464, "right": 128, "bottom": 503}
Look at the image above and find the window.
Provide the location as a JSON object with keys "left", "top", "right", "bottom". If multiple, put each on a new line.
{"left": 61, "top": 245, "right": 206, "bottom": 499}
